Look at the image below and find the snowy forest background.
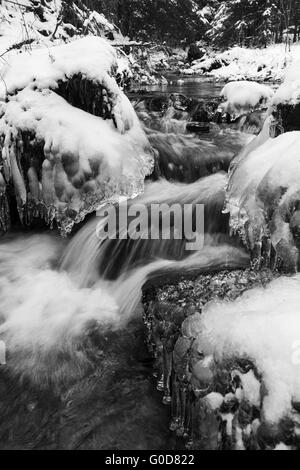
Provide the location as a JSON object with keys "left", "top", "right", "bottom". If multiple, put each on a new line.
{"left": 77, "top": 0, "right": 299, "bottom": 46}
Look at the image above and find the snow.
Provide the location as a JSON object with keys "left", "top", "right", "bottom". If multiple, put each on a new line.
{"left": 0, "top": 0, "right": 128, "bottom": 87}
{"left": 0, "top": 0, "right": 122, "bottom": 59}
{"left": 220, "top": 81, "right": 274, "bottom": 116}
{"left": 272, "top": 59, "right": 300, "bottom": 106}
{"left": 205, "top": 392, "right": 224, "bottom": 410}
{"left": 0, "top": 35, "right": 153, "bottom": 232}
{"left": 182, "top": 44, "right": 300, "bottom": 82}
{"left": 198, "top": 274, "right": 300, "bottom": 423}
{"left": 84, "top": 11, "right": 115, "bottom": 33}
{"left": 0, "top": 37, "right": 120, "bottom": 99}
{"left": 234, "top": 370, "right": 261, "bottom": 408}
{"left": 0, "top": 0, "right": 64, "bottom": 56}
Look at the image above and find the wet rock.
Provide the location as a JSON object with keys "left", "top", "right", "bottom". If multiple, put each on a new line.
{"left": 187, "top": 44, "right": 205, "bottom": 63}
{"left": 273, "top": 102, "right": 300, "bottom": 133}
{"left": 186, "top": 122, "right": 210, "bottom": 133}
{"left": 189, "top": 100, "right": 219, "bottom": 123}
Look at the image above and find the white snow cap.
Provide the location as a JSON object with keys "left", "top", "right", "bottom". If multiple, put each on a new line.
{"left": 220, "top": 81, "right": 274, "bottom": 115}
{"left": 200, "top": 274, "right": 300, "bottom": 423}
{"left": 0, "top": 36, "right": 120, "bottom": 99}
{"left": 0, "top": 87, "right": 151, "bottom": 189}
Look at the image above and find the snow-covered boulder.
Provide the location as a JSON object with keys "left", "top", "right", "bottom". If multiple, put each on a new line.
{"left": 225, "top": 130, "right": 300, "bottom": 272}
{"left": 220, "top": 81, "right": 274, "bottom": 117}
{"left": 198, "top": 274, "right": 300, "bottom": 425}
{"left": 0, "top": 37, "right": 154, "bottom": 234}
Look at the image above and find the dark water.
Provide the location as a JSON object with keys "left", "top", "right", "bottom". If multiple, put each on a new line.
{"left": 132, "top": 74, "right": 224, "bottom": 100}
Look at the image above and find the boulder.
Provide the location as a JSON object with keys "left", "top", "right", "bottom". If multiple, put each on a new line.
{"left": 187, "top": 44, "right": 205, "bottom": 63}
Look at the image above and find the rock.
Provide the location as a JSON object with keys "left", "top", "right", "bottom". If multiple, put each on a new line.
{"left": 186, "top": 122, "right": 210, "bottom": 133}
{"left": 187, "top": 44, "right": 205, "bottom": 63}
{"left": 273, "top": 102, "right": 300, "bottom": 133}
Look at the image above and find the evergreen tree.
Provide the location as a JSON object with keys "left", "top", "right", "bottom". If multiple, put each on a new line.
{"left": 77, "top": 0, "right": 300, "bottom": 47}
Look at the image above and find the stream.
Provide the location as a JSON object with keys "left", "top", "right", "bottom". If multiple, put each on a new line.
{"left": 0, "top": 80, "right": 253, "bottom": 450}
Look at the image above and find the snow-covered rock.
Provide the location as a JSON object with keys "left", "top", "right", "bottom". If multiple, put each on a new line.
{"left": 0, "top": 37, "right": 154, "bottom": 234}
{"left": 182, "top": 44, "right": 300, "bottom": 82}
{"left": 225, "top": 131, "right": 300, "bottom": 271}
{"left": 220, "top": 81, "right": 274, "bottom": 116}
{"left": 199, "top": 274, "right": 300, "bottom": 423}
{"left": 143, "top": 267, "right": 300, "bottom": 449}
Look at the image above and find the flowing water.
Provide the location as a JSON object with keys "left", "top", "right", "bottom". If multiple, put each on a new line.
{"left": 0, "top": 80, "right": 252, "bottom": 450}
{"left": 132, "top": 74, "right": 224, "bottom": 100}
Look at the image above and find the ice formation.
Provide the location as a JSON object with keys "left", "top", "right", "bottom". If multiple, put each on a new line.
{"left": 225, "top": 131, "right": 300, "bottom": 271}
{"left": 220, "top": 81, "right": 274, "bottom": 117}
{"left": 0, "top": 37, "right": 154, "bottom": 234}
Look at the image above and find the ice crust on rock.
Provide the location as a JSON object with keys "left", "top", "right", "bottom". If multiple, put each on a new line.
{"left": 225, "top": 131, "right": 300, "bottom": 271}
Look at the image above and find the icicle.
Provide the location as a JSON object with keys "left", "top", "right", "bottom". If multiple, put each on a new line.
{"left": 10, "top": 144, "right": 27, "bottom": 221}
{"left": 42, "top": 160, "right": 56, "bottom": 207}
{"left": 176, "top": 386, "right": 187, "bottom": 437}
{"left": 162, "top": 346, "right": 172, "bottom": 405}
{"left": 42, "top": 160, "right": 57, "bottom": 227}
{"left": 157, "top": 375, "right": 164, "bottom": 393}
{"left": 170, "top": 374, "right": 181, "bottom": 432}
{"left": 28, "top": 167, "right": 41, "bottom": 201}
{"left": 0, "top": 173, "right": 10, "bottom": 232}
{"left": 2, "top": 133, "right": 12, "bottom": 182}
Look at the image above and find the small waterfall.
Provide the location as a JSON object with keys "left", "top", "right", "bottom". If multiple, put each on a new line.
{"left": 60, "top": 172, "right": 235, "bottom": 283}
{"left": 110, "top": 244, "right": 250, "bottom": 322}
